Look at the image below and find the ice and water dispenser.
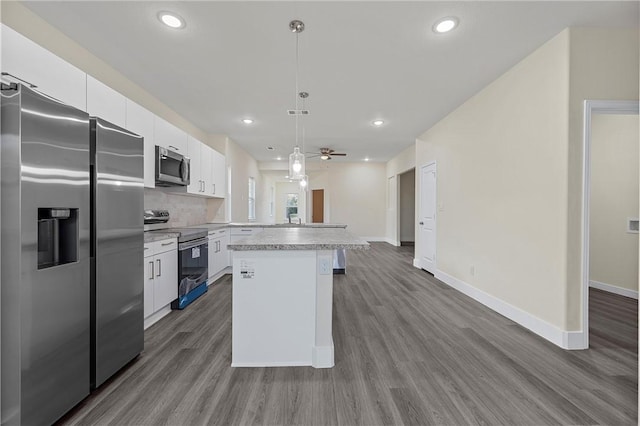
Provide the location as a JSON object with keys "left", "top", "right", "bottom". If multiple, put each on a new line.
{"left": 37, "top": 208, "right": 79, "bottom": 269}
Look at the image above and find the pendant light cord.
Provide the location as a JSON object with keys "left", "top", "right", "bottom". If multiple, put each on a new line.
{"left": 295, "top": 31, "right": 300, "bottom": 150}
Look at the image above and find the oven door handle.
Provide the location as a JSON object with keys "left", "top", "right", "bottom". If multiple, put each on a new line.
{"left": 178, "top": 238, "right": 208, "bottom": 251}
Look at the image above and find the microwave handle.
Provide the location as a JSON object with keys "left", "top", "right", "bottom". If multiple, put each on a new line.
{"left": 180, "top": 158, "right": 190, "bottom": 182}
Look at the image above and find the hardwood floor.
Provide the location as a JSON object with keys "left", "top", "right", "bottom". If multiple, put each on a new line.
{"left": 58, "top": 243, "right": 638, "bottom": 425}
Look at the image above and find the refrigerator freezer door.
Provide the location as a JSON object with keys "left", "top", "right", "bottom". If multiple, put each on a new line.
{"left": 92, "top": 117, "right": 144, "bottom": 388}
{"left": 1, "top": 84, "right": 91, "bottom": 425}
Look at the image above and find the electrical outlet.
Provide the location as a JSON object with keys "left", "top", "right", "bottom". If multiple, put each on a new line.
{"left": 319, "top": 257, "right": 331, "bottom": 275}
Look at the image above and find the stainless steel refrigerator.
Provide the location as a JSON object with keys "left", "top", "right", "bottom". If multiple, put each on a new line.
{"left": 1, "top": 83, "right": 144, "bottom": 425}
{"left": 90, "top": 117, "right": 144, "bottom": 389}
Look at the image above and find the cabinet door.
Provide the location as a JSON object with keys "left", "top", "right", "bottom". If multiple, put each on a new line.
{"left": 155, "top": 117, "right": 188, "bottom": 154}
{"left": 86, "top": 75, "right": 126, "bottom": 127}
{"left": 208, "top": 237, "right": 216, "bottom": 279}
{"left": 154, "top": 250, "right": 178, "bottom": 310}
{"left": 1, "top": 24, "right": 87, "bottom": 111}
{"left": 126, "top": 100, "right": 155, "bottom": 188}
{"left": 144, "top": 256, "right": 155, "bottom": 318}
{"left": 187, "top": 136, "right": 202, "bottom": 195}
{"left": 210, "top": 149, "right": 226, "bottom": 198}
{"left": 201, "top": 144, "right": 213, "bottom": 196}
{"left": 221, "top": 233, "right": 230, "bottom": 268}
{"left": 212, "top": 236, "right": 225, "bottom": 277}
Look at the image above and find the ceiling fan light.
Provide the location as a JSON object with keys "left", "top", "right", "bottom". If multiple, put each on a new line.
{"left": 320, "top": 154, "right": 329, "bottom": 160}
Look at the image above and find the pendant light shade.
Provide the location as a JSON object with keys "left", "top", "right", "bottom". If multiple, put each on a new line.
{"left": 289, "top": 146, "right": 305, "bottom": 180}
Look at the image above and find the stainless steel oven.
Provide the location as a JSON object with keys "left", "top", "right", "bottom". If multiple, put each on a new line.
{"left": 170, "top": 228, "right": 208, "bottom": 309}
{"left": 155, "top": 146, "right": 190, "bottom": 187}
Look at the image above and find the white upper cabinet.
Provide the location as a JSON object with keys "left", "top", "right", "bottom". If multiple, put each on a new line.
{"left": 1, "top": 24, "right": 86, "bottom": 111}
{"left": 126, "top": 100, "right": 156, "bottom": 188}
{"left": 187, "top": 136, "right": 204, "bottom": 195}
{"left": 201, "top": 144, "right": 213, "bottom": 195}
{"left": 154, "top": 117, "right": 188, "bottom": 154}
{"left": 210, "top": 149, "right": 226, "bottom": 198}
{"left": 86, "top": 75, "right": 126, "bottom": 128}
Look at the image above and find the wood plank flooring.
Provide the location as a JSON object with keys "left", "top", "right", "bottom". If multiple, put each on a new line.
{"left": 58, "top": 243, "right": 638, "bottom": 425}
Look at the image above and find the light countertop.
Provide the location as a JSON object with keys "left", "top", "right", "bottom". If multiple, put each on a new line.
{"left": 227, "top": 227, "right": 369, "bottom": 251}
{"left": 144, "top": 231, "right": 180, "bottom": 243}
{"left": 205, "top": 222, "right": 347, "bottom": 229}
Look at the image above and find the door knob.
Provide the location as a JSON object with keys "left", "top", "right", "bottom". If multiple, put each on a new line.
{"left": 419, "top": 222, "right": 424, "bottom": 225}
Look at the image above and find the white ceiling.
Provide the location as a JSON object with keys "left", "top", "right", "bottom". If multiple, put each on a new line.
{"left": 22, "top": 1, "right": 639, "bottom": 163}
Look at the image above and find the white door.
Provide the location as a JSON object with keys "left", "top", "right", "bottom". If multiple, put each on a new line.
{"left": 419, "top": 163, "right": 436, "bottom": 273}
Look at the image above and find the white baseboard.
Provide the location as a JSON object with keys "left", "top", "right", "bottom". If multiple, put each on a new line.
{"left": 312, "top": 343, "right": 335, "bottom": 368}
{"left": 208, "top": 267, "right": 231, "bottom": 286}
{"left": 413, "top": 258, "right": 420, "bottom": 269}
{"left": 434, "top": 270, "right": 586, "bottom": 350}
{"left": 231, "top": 361, "right": 311, "bottom": 367}
{"left": 362, "top": 236, "right": 388, "bottom": 243}
{"left": 382, "top": 237, "right": 400, "bottom": 246}
{"left": 589, "top": 280, "right": 639, "bottom": 299}
{"left": 144, "top": 305, "right": 172, "bottom": 330}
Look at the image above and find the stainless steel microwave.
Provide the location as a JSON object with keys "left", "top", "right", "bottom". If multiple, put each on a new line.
{"left": 155, "top": 146, "right": 190, "bottom": 186}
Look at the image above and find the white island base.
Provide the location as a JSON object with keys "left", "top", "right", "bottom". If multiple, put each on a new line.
{"left": 232, "top": 249, "right": 335, "bottom": 368}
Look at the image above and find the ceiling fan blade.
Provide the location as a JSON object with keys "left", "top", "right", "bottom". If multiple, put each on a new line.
{"left": 331, "top": 153, "right": 347, "bottom": 156}
{"left": 306, "top": 153, "right": 321, "bottom": 158}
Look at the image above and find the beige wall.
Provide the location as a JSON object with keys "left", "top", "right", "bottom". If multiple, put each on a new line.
{"left": 259, "top": 162, "right": 386, "bottom": 238}
{"left": 416, "top": 30, "right": 571, "bottom": 329}
{"left": 414, "top": 27, "right": 639, "bottom": 336}
{"left": 399, "top": 169, "right": 416, "bottom": 243}
{"left": 589, "top": 114, "right": 639, "bottom": 292}
{"left": 385, "top": 144, "right": 416, "bottom": 244}
{"left": 566, "top": 28, "right": 639, "bottom": 329}
{"left": 224, "top": 138, "right": 261, "bottom": 223}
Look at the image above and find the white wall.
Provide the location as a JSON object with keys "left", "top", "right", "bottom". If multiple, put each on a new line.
{"left": 589, "top": 114, "right": 639, "bottom": 292}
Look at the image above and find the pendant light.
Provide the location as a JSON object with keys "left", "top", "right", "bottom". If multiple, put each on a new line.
{"left": 288, "top": 19, "right": 306, "bottom": 181}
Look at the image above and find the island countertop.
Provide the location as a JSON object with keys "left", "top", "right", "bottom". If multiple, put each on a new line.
{"left": 228, "top": 227, "right": 370, "bottom": 251}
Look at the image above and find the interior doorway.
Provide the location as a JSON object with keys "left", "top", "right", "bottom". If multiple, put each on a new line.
{"left": 399, "top": 169, "right": 415, "bottom": 248}
{"left": 582, "top": 100, "right": 639, "bottom": 348}
{"left": 312, "top": 189, "right": 324, "bottom": 223}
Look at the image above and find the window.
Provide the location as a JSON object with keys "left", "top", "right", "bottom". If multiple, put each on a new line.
{"left": 248, "top": 177, "right": 256, "bottom": 221}
{"left": 285, "top": 193, "right": 298, "bottom": 220}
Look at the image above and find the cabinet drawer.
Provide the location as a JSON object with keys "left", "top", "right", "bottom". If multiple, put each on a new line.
{"left": 144, "top": 238, "right": 178, "bottom": 256}
{"left": 207, "top": 228, "right": 227, "bottom": 238}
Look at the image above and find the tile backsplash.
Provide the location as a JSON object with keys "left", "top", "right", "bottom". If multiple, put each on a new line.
{"left": 144, "top": 189, "right": 208, "bottom": 227}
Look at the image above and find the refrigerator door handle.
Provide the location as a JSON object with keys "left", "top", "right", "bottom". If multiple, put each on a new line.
{"left": 156, "top": 259, "right": 161, "bottom": 277}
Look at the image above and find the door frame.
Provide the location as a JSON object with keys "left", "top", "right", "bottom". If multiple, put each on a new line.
{"left": 418, "top": 161, "right": 437, "bottom": 272}
{"left": 581, "top": 100, "right": 639, "bottom": 349}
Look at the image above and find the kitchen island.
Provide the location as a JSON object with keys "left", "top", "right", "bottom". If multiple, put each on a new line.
{"left": 228, "top": 227, "right": 369, "bottom": 368}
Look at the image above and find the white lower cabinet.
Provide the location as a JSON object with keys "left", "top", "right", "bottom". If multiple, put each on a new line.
{"left": 144, "top": 238, "right": 178, "bottom": 326}
{"left": 208, "top": 229, "right": 229, "bottom": 281}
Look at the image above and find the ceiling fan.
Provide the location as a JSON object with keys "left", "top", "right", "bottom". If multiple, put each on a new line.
{"left": 307, "top": 148, "right": 347, "bottom": 160}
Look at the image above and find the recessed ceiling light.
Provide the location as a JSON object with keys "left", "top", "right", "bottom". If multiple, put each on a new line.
{"left": 158, "top": 11, "right": 185, "bottom": 29}
{"left": 372, "top": 120, "right": 384, "bottom": 126}
{"left": 433, "top": 17, "right": 458, "bottom": 34}
{"left": 364, "top": 158, "right": 370, "bottom": 162}
{"left": 242, "top": 118, "right": 254, "bottom": 124}
{"left": 276, "top": 156, "right": 282, "bottom": 161}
